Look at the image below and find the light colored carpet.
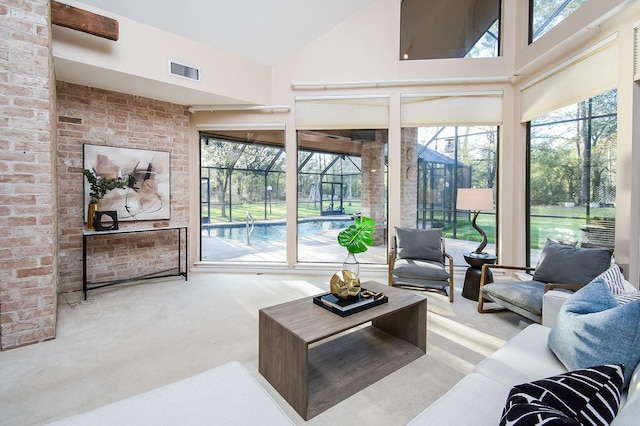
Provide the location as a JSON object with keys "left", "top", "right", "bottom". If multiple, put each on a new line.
{"left": 0, "top": 270, "right": 531, "bottom": 425}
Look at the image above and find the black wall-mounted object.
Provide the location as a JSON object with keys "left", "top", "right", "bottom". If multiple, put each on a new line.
{"left": 94, "top": 211, "right": 118, "bottom": 231}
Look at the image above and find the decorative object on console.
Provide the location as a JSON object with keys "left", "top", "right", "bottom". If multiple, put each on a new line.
{"left": 82, "top": 168, "right": 129, "bottom": 230}
{"left": 83, "top": 144, "right": 171, "bottom": 222}
{"left": 456, "top": 188, "right": 494, "bottom": 257}
{"left": 336, "top": 215, "right": 375, "bottom": 278}
{"left": 93, "top": 210, "right": 119, "bottom": 231}
{"left": 86, "top": 202, "right": 98, "bottom": 231}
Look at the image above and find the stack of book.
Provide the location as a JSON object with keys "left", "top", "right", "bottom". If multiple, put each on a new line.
{"left": 313, "top": 290, "right": 388, "bottom": 317}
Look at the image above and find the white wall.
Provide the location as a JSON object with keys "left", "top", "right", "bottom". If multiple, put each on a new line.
{"left": 53, "top": 0, "right": 273, "bottom": 106}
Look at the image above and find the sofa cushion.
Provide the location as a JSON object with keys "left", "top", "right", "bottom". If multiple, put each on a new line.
{"left": 392, "top": 258, "right": 449, "bottom": 281}
{"left": 500, "top": 364, "right": 624, "bottom": 426}
{"left": 395, "top": 227, "right": 443, "bottom": 262}
{"left": 408, "top": 372, "right": 511, "bottom": 425}
{"left": 532, "top": 239, "right": 613, "bottom": 285}
{"left": 481, "top": 280, "right": 547, "bottom": 316}
{"left": 474, "top": 324, "right": 566, "bottom": 387}
{"left": 548, "top": 279, "right": 640, "bottom": 386}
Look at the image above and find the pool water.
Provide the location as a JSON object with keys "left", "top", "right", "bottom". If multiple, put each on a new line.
{"left": 203, "top": 219, "right": 353, "bottom": 242}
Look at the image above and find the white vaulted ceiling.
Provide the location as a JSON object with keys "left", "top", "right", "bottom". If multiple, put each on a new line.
{"left": 74, "top": 0, "right": 377, "bottom": 65}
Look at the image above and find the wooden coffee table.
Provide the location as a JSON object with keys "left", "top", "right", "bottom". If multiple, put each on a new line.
{"left": 258, "top": 280, "right": 426, "bottom": 420}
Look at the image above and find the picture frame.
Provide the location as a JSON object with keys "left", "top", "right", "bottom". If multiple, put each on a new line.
{"left": 83, "top": 144, "right": 171, "bottom": 222}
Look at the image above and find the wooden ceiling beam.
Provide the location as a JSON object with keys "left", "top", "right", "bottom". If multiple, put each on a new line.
{"left": 298, "top": 133, "right": 362, "bottom": 156}
{"left": 51, "top": 1, "right": 119, "bottom": 41}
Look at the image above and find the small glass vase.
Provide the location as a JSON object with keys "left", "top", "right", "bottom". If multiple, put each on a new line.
{"left": 342, "top": 252, "right": 359, "bottom": 277}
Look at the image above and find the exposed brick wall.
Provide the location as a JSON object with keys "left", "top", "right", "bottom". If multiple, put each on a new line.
{"left": 360, "top": 132, "right": 386, "bottom": 245}
{"left": 400, "top": 128, "right": 418, "bottom": 228}
{"left": 0, "top": 0, "right": 57, "bottom": 349}
{"left": 56, "top": 82, "right": 190, "bottom": 294}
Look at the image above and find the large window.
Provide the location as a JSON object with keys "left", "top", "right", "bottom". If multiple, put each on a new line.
{"left": 296, "top": 130, "right": 388, "bottom": 266}
{"left": 530, "top": 0, "right": 589, "bottom": 43}
{"left": 528, "top": 89, "right": 617, "bottom": 264}
{"left": 405, "top": 126, "right": 498, "bottom": 266}
{"left": 400, "top": 0, "right": 500, "bottom": 60}
{"left": 199, "top": 130, "right": 286, "bottom": 262}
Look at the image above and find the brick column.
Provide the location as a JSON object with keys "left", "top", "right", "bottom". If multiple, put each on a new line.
{"left": 400, "top": 128, "right": 418, "bottom": 228}
{"left": 361, "top": 132, "right": 386, "bottom": 246}
{"left": 0, "top": 0, "right": 57, "bottom": 349}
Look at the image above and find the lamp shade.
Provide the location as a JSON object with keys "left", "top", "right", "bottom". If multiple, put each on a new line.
{"left": 457, "top": 188, "right": 494, "bottom": 211}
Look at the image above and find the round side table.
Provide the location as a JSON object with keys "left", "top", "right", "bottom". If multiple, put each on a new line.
{"left": 462, "top": 252, "right": 498, "bottom": 301}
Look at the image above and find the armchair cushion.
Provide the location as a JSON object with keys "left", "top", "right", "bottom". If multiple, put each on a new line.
{"left": 392, "top": 258, "right": 450, "bottom": 281}
{"left": 481, "top": 280, "right": 547, "bottom": 316}
{"left": 547, "top": 279, "right": 640, "bottom": 386}
{"left": 532, "top": 239, "right": 613, "bottom": 285}
{"left": 395, "top": 227, "right": 443, "bottom": 262}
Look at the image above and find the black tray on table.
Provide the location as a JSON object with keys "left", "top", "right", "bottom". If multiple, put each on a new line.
{"left": 312, "top": 289, "right": 388, "bottom": 317}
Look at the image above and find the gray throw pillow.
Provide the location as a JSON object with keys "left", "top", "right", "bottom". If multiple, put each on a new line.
{"left": 532, "top": 239, "right": 613, "bottom": 285}
{"left": 395, "top": 227, "right": 442, "bottom": 262}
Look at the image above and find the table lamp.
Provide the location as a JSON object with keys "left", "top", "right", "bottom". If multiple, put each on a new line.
{"left": 457, "top": 188, "right": 494, "bottom": 257}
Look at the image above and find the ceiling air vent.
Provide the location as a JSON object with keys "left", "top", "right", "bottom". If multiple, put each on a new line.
{"left": 169, "top": 60, "right": 200, "bottom": 82}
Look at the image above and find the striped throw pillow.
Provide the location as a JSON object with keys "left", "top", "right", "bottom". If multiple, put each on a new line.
{"left": 595, "top": 264, "right": 630, "bottom": 294}
{"left": 614, "top": 292, "right": 640, "bottom": 305}
{"left": 500, "top": 364, "right": 624, "bottom": 426}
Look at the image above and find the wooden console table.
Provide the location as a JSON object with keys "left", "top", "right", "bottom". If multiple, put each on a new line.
{"left": 82, "top": 225, "right": 188, "bottom": 300}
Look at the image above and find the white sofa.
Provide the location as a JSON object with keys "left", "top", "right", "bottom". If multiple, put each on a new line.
{"left": 47, "top": 361, "right": 294, "bottom": 426}
{"left": 409, "top": 289, "right": 640, "bottom": 425}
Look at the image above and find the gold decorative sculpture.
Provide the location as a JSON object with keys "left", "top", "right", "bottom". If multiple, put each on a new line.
{"left": 330, "top": 270, "right": 361, "bottom": 300}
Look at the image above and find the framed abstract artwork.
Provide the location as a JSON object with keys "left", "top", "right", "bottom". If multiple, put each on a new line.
{"left": 83, "top": 144, "right": 171, "bottom": 221}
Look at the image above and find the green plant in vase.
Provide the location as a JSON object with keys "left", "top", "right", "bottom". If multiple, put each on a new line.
{"left": 82, "top": 168, "right": 129, "bottom": 229}
{"left": 332, "top": 215, "right": 375, "bottom": 299}
{"left": 335, "top": 214, "right": 372, "bottom": 273}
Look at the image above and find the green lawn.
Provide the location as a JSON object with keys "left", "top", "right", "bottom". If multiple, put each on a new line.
{"left": 202, "top": 202, "right": 614, "bottom": 250}
{"left": 201, "top": 200, "right": 363, "bottom": 223}
{"left": 444, "top": 205, "right": 614, "bottom": 249}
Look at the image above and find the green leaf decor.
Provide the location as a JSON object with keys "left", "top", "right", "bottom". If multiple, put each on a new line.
{"left": 337, "top": 216, "right": 375, "bottom": 254}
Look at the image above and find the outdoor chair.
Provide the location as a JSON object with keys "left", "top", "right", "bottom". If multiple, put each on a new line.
{"left": 477, "top": 239, "right": 614, "bottom": 323}
{"left": 388, "top": 227, "right": 454, "bottom": 302}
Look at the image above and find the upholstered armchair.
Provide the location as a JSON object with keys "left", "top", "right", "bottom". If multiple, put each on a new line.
{"left": 478, "top": 239, "right": 614, "bottom": 322}
{"left": 388, "top": 227, "right": 455, "bottom": 302}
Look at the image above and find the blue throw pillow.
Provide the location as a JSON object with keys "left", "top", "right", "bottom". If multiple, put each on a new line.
{"left": 547, "top": 279, "right": 640, "bottom": 386}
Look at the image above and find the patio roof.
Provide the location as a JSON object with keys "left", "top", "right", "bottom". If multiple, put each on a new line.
{"left": 418, "top": 147, "right": 465, "bottom": 167}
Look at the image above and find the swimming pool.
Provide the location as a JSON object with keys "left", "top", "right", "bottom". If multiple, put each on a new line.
{"left": 202, "top": 218, "right": 353, "bottom": 242}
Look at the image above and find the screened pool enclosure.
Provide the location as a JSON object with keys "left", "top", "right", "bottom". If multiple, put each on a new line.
{"left": 199, "top": 127, "right": 498, "bottom": 266}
